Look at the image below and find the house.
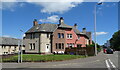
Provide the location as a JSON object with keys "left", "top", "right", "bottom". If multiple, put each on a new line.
{"left": 24, "top": 19, "right": 58, "bottom": 54}
{"left": 24, "top": 17, "right": 92, "bottom": 54}
{"left": 52, "top": 17, "right": 73, "bottom": 54}
{"left": 0, "top": 37, "right": 25, "bottom": 55}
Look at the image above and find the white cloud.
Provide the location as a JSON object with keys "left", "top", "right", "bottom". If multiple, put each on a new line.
{"left": 0, "top": 0, "right": 17, "bottom": 10}
{"left": 95, "top": 32, "right": 108, "bottom": 36}
{"left": 1, "top": 0, "right": 83, "bottom": 13}
{"left": 2, "top": 35, "right": 18, "bottom": 38}
{"left": 1, "top": 2, "right": 17, "bottom": 11}
{"left": 2, "top": 35, "right": 11, "bottom": 38}
{"left": 35, "top": 2, "right": 82, "bottom": 14}
{"left": 19, "top": 3, "right": 25, "bottom": 7}
{"left": 39, "top": 15, "right": 59, "bottom": 23}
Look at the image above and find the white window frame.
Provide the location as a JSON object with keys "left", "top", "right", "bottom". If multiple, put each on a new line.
{"left": 67, "top": 34, "right": 72, "bottom": 39}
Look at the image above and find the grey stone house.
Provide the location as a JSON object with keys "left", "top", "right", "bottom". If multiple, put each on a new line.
{"left": 0, "top": 37, "right": 25, "bottom": 55}
{"left": 24, "top": 19, "right": 58, "bottom": 54}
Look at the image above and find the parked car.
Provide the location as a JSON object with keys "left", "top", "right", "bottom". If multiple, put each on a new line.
{"left": 103, "top": 48, "right": 107, "bottom": 53}
{"left": 106, "top": 48, "right": 113, "bottom": 54}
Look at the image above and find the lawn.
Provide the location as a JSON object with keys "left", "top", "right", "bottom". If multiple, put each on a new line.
{"left": 2, "top": 54, "right": 86, "bottom": 62}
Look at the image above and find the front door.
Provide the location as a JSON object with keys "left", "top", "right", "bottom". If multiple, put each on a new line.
{"left": 46, "top": 44, "right": 50, "bottom": 53}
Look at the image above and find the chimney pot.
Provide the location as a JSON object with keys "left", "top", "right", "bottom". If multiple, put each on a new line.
{"left": 82, "top": 28, "right": 86, "bottom": 33}
{"left": 59, "top": 17, "right": 64, "bottom": 25}
{"left": 33, "top": 19, "right": 38, "bottom": 26}
{"left": 74, "top": 23, "right": 77, "bottom": 28}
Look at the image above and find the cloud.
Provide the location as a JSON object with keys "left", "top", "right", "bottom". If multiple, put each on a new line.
{"left": 2, "top": 35, "right": 11, "bottom": 38}
{"left": 1, "top": 0, "right": 83, "bottom": 14}
{"left": 39, "top": 15, "right": 59, "bottom": 23}
{"left": 0, "top": 0, "right": 18, "bottom": 10}
{"left": 26, "top": 0, "right": 83, "bottom": 14}
{"left": 0, "top": 0, "right": 25, "bottom": 11}
{"left": 95, "top": 32, "right": 108, "bottom": 36}
{"left": 36, "top": 2, "right": 82, "bottom": 14}
{"left": 19, "top": 3, "right": 25, "bottom": 7}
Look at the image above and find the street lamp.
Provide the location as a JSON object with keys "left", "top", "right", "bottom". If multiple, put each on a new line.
{"left": 94, "top": 2, "right": 103, "bottom": 56}
{"left": 20, "top": 30, "right": 24, "bottom": 63}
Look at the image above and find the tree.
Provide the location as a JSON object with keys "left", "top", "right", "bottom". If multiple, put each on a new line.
{"left": 110, "top": 30, "right": 120, "bottom": 51}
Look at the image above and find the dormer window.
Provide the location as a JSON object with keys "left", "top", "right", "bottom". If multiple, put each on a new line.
{"left": 67, "top": 34, "right": 72, "bottom": 39}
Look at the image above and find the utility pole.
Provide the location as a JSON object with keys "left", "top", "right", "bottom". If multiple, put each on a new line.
{"left": 18, "top": 40, "right": 20, "bottom": 63}
{"left": 94, "top": 2, "right": 103, "bottom": 56}
{"left": 20, "top": 29, "right": 24, "bottom": 63}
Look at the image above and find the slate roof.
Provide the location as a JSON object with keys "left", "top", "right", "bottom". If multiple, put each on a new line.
{"left": 72, "top": 27, "right": 81, "bottom": 34}
{"left": 58, "top": 23, "right": 72, "bottom": 28}
{"left": 0, "top": 37, "right": 22, "bottom": 45}
{"left": 25, "top": 22, "right": 91, "bottom": 39}
{"left": 86, "top": 32, "right": 92, "bottom": 39}
{"left": 26, "top": 23, "right": 58, "bottom": 33}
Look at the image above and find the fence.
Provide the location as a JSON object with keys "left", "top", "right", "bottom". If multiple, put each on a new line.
{"left": 65, "top": 46, "right": 95, "bottom": 56}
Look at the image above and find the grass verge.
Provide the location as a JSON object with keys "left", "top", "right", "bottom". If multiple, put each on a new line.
{"left": 2, "top": 54, "right": 86, "bottom": 62}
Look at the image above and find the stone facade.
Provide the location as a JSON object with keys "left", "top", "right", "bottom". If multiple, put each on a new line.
{"left": 52, "top": 28, "right": 66, "bottom": 53}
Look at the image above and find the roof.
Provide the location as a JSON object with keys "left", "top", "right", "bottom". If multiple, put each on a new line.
{"left": 72, "top": 27, "right": 87, "bottom": 35}
{"left": 26, "top": 23, "right": 58, "bottom": 33}
{"left": 0, "top": 37, "right": 22, "bottom": 46}
{"left": 25, "top": 22, "right": 91, "bottom": 39}
{"left": 58, "top": 23, "right": 72, "bottom": 28}
{"left": 86, "top": 32, "right": 92, "bottom": 39}
{"left": 72, "top": 27, "right": 81, "bottom": 34}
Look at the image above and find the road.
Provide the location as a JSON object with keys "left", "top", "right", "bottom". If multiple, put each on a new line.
{"left": 2, "top": 51, "right": 119, "bottom": 70}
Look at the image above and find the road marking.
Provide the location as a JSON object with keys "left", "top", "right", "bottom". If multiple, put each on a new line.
{"left": 105, "top": 59, "right": 111, "bottom": 70}
{"left": 108, "top": 59, "right": 116, "bottom": 68}
{"left": 108, "top": 59, "right": 118, "bottom": 70}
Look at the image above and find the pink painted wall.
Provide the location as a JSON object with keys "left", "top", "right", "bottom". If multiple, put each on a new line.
{"left": 65, "top": 29, "right": 87, "bottom": 47}
{"left": 65, "top": 29, "right": 78, "bottom": 47}
{"left": 76, "top": 35, "right": 86, "bottom": 47}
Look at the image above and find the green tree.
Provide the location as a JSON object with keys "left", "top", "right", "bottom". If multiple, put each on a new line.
{"left": 110, "top": 30, "right": 120, "bottom": 50}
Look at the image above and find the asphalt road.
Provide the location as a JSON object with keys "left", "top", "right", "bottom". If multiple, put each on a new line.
{"left": 2, "top": 51, "right": 119, "bottom": 70}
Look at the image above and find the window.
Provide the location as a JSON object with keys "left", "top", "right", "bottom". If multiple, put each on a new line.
{"left": 2, "top": 46, "right": 6, "bottom": 49}
{"left": 67, "top": 43, "right": 74, "bottom": 48}
{"left": 33, "top": 33, "right": 35, "bottom": 39}
{"left": 67, "top": 34, "right": 72, "bottom": 39}
{"left": 59, "top": 43, "right": 61, "bottom": 49}
{"left": 78, "top": 36, "right": 80, "bottom": 40}
{"left": 67, "top": 34, "right": 69, "bottom": 39}
{"left": 56, "top": 43, "right": 64, "bottom": 49}
{"left": 47, "top": 33, "right": 49, "bottom": 38}
{"left": 56, "top": 43, "right": 58, "bottom": 49}
{"left": 62, "top": 43, "right": 64, "bottom": 49}
{"left": 33, "top": 43, "right": 35, "bottom": 50}
{"left": 77, "top": 44, "right": 82, "bottom": 48}
{"left": 70, "top": 34, "right": 72, "bottom": 39}
{"left": 29, "top": 43, "right": 32, "bottom": 50}
{"left": 61, "top": 33, "right": 64, "bottom": 38}
{"left": 58, "top": 33, "right": 61, "bottom": 38}
{"left": 29, "top": 43, "right": 35, "bottom": 50}
{"left": 30, "top": 33, "right": 35, "bottom": 39}
{"left": 14, "top": 46, "right": 16, "bottom": 51}
{"left": 30, "top": 34, "right": 32, "bottom": 39}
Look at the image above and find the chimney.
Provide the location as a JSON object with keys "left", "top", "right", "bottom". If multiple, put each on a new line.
{"left": 33, "top": 19, "right": 38, "bottom": 26}
{"left": 59, "top": 17, "right": 64, "bottom": 25}
{"left": 82, "top": 28, "right": 86, "bottom": 33}
{"left": 74, "top": 23, "right": 77, "bottom": 28}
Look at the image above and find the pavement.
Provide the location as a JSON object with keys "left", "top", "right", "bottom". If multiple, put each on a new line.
{"left": 1, "top": 51, "right": 119, "bottom": 70}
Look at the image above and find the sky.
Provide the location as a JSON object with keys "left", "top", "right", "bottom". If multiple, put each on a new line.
{"left": 1, "top": 1, "right": 119, "bottom": 45}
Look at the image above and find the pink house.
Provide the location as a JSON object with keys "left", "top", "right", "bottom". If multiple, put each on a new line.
{"left": 59, "top": 21, "right": 92, "bottom": 48}
{"left": 65, "top": 28, "right": 78, "bottom": 48}
{"left": 65, "top": 27, "right": 90, "bottom": 48}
